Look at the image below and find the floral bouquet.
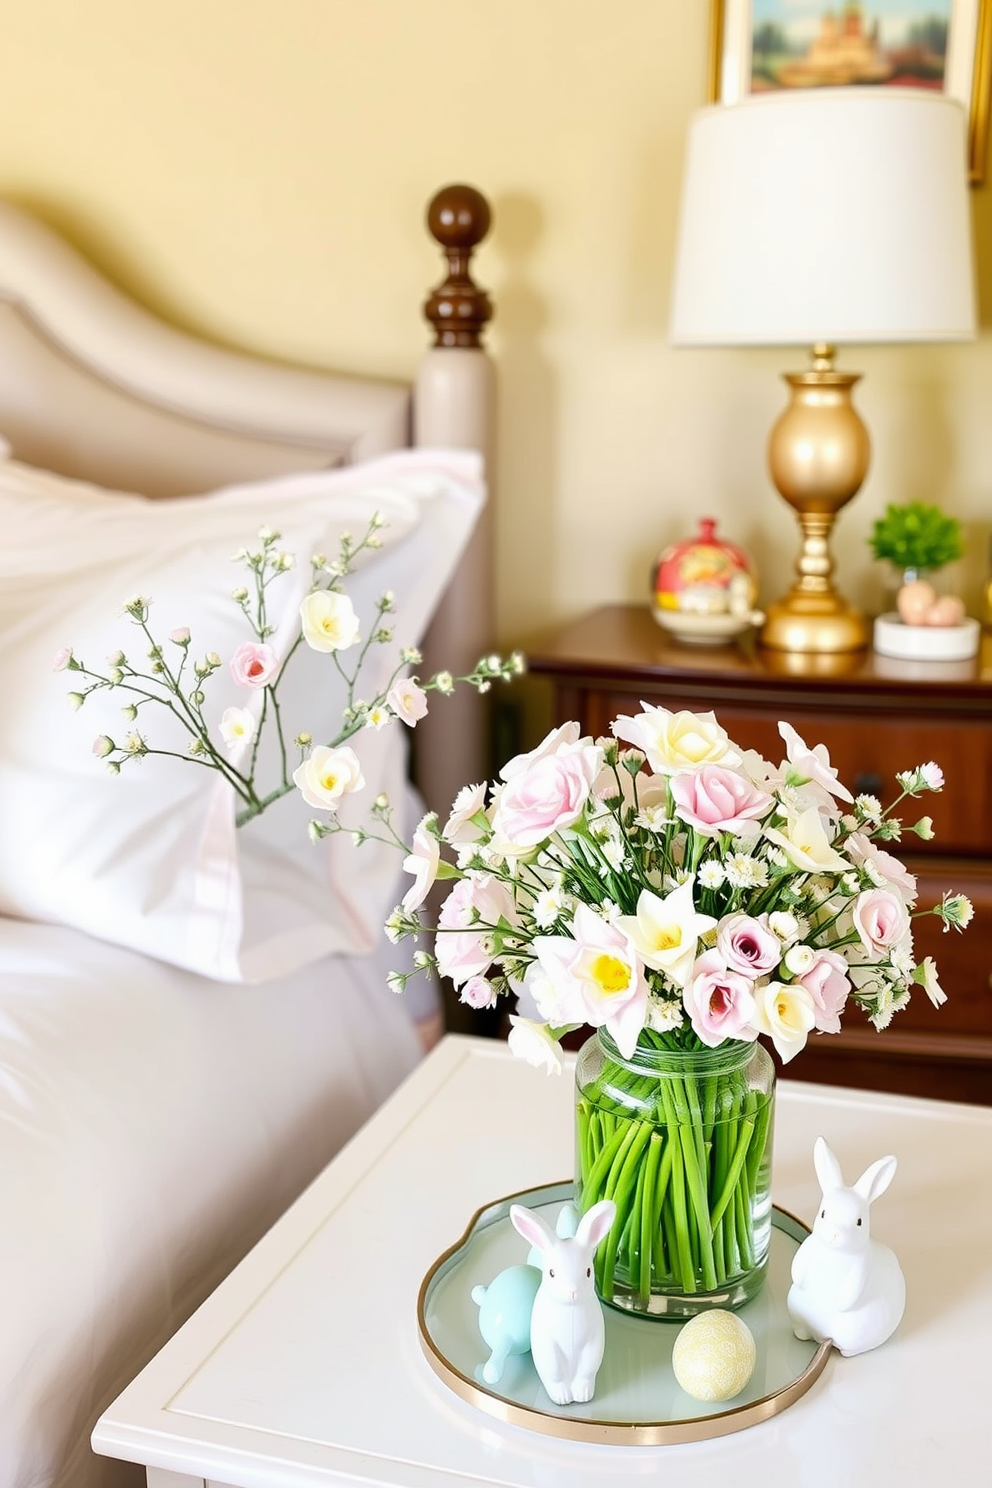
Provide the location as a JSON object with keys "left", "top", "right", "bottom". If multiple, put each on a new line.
{"left": 387, "top": 704, "right": 972, "bottom": 1315}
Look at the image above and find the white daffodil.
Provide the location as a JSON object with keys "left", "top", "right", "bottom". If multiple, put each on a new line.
{"left": 507, "top": 1015, "right": 564, "bottom": 1075}
{"left": 300, "top": 590, "right": 361, "bottom": 653}
{"left": 751, "top": 979, "right": 816, "bottom": 1063}
{"left": 763, "top": 805, "right": 849, "bottom": 874}
{"left": 533, "top": 903, "right": 648, "bottom": 1057}
{"left": 778, "top": 720, "right": 854, "bottom": 803}
{"left": 616, "top": 880, "right": 717, "bottom": 989}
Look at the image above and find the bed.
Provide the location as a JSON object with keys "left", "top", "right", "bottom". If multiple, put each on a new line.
{"left": 0, "top": 184, "right": 496, "bottom": 1488}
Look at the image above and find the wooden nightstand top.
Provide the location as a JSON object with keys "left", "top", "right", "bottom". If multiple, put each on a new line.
{"left": 525, "top": 605, "right": 992, "bottom": 715}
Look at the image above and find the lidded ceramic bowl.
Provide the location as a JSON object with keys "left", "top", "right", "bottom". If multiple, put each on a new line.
{"left": 652, "top": 518, "right": 762, "bottom": 643}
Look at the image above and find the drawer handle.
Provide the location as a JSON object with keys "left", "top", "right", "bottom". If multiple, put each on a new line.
{"left": 852, "top": 771, "right": 884, "bottom": 798}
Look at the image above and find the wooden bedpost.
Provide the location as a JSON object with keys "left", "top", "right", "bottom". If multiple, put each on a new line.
{"left": 415, "top": 184, "right": 496, "bottom": 823}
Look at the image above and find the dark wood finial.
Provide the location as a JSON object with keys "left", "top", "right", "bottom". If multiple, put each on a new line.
{"left": 424, "top": 183, "right": 493, "bottom": 348}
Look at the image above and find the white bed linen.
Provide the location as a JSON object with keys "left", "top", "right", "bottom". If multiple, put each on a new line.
{"left": 0, "top": 913, "right": 422, "bottom": 1488}
{"left": 0, "top": 446, "right": 484, "bottom": 983}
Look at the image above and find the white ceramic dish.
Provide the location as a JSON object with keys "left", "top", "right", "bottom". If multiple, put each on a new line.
{"left": 873, "top": 612, "right": 979, "bottom": 661}
{"left": 652, "top": 608, "right": 764, "bottom": 645}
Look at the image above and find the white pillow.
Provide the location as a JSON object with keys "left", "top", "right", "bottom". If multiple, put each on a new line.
{"left": 0, "top": 448, "right": 483, "bottom": 980}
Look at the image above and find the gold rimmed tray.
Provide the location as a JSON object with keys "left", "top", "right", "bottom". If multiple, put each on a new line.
{"left": 417, "top": 1180, "right": 831, "bottom": 1445}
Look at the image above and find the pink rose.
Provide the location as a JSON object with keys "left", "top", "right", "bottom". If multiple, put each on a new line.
{"left": 798, "top": 949, "right": 851, "bottom": 1034}
{"left": 459, "top": 976, "right": 497, "bottom": 1009}
{"left": 683, "top": 949, "right": 758, "bottom": 1048}
{"left": 670, "top": 765, "right": 774, "bottom": 838}
{"left": 491, "top": 743, "right": 602, "bottom": 850}
{"left": 499, "top": 722, "right": 583, "bottom": 781}
{"left": 230, "top": 641, "right": 279, "bottom": 688}
{"left": 435, "top": 873, "right": 517, "bottom": 987}
{"left": 716, "top": 914, "right": 782, "bottom": 977}
{"left": 846, "top": 833, "right": 917, "bottom": 905}
{"left": 852, "top": 888, "right": 911, "bottom": 958}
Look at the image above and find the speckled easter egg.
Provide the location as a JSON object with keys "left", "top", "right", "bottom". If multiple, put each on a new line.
{"left": 671, "top": 1310, "right": 756, "bottom": 1402}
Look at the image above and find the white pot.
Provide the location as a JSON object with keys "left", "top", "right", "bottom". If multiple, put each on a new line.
{"left": 873, "top": 612, "right": 979, "bottom": 661}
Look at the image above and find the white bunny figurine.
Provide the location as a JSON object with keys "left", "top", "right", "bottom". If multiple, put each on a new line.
{"left": 788, "top": 1136, "right": 906, "bottom": 1358}
{"left": 508, "top": 1198, "right": 616, "bottom": 1406}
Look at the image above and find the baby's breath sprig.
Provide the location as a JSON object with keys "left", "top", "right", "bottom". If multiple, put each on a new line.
{"left": 61, "top": 515, "right": 523, "bottom": 833}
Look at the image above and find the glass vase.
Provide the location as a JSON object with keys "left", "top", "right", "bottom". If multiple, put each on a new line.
{"left": 574, "top": 1030, "right": 775, "bottom": 1321}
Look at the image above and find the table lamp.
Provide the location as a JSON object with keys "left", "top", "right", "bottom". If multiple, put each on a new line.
{"left": 669, "top": 89, "right": 976, "bottom": 654}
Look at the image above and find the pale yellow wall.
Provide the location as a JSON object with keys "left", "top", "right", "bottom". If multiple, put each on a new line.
{"left": 1, "top": 0, "right": 989, "bottom": 646}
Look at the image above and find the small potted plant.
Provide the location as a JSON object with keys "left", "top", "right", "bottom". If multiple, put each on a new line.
{"left": 869, "top": 502, "right": 978, "bottom": 661}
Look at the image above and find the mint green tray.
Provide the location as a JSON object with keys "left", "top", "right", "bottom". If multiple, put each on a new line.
{"left": 417, "top": 1181, "right": 830, "bottom": 1445}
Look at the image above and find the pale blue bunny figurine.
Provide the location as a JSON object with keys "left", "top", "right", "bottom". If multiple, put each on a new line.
{"left": 471, "top": 1266, "right": 541, "bottom": 1384}
{"left": 472, "top": 1204, "right": 580, "bottom": 1385}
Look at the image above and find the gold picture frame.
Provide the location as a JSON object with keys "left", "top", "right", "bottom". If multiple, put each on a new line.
{"left": 709, "top": 0, "right": 992, "bottom": 184}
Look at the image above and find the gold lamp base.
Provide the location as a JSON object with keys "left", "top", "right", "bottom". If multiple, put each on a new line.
{"left": 759, "top": 344, "right": 871, "bottom": 655}
{"left": 761, "top": 594, "right": 870, "bottom": 654}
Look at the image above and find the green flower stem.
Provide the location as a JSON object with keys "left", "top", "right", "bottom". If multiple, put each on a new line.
{"left": 638, "top": 1133, "right": 665, "bottom": 1303}
{"left": 651, "top": 1137, "right": 675, "bottom": 1275}
{"left": 575, "top": 1043, "right": 773, "bottom": 1309}
{"left": 661, "top": 1076, "right": 718, "bottom": 1291}
{"left": 735, "top": 1182, "right": 754, "bottom": 1269}
{"left": 709, "top": 1116, "right": 754, "bottom": 1231}
{"left": 747, "top": 1089, "right": 771, "bottom": 1194}
{"left": 668, "top": 1136, "right": 696, "bottom": 1293}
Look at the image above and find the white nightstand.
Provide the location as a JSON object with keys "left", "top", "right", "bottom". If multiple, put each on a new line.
{"left": 93, "top": 1034, "right": 992, "bottom": 1487}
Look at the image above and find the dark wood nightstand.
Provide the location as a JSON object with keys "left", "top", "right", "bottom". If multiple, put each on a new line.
{"left": 525, "top": 604, "right": 992, "bottom": 1104}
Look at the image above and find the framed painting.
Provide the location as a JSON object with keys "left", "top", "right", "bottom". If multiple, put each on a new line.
{"left": 709, "top": 0, "right": 992, "bottom": 182}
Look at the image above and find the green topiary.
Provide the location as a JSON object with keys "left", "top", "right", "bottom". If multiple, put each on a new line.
{"left": 868, "top": 502, "right": 963, "bottom": 574}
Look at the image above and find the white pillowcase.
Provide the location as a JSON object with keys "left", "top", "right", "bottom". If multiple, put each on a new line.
{"left": 0, "top": 447, "right": 483, "bottom": 980}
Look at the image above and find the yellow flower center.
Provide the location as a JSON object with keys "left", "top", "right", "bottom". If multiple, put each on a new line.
{"left": 591, "top": 954, "right": 631, "bottom": 996}
{"left": 651, "top": 925, "right": 682, "bottom": 952}
{"left": 319, "top": 768, "right": 340, "bottom": 792}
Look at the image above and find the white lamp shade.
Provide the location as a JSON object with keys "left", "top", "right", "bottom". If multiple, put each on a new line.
{"left": 669, "top": 89, "right": 976, "bottom": 347}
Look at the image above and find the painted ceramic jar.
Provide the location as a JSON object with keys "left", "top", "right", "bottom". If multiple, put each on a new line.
{"left": 652, "top": 519, "right": 760, "bottom": 642}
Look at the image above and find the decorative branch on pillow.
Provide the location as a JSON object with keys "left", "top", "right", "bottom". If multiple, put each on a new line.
{"left": 57, "top": 515, "right": 523, "bottom": 828}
